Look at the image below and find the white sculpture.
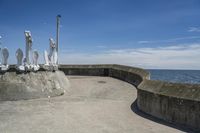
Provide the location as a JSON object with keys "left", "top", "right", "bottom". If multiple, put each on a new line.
{"left": 24, "top": 31, "right": 33, "bottom": 70}
{"left": 44, "top": 38, "right": 58, "bottom": 67}
{"left": 32, "top": 50, "right": 40, "bottom": 71}
{"left": 44, "top": 50, "right": 49, "bottom": 66}
{"left": 15, "top": 31, "right": 40, "bottom": 72}
{"left": 16, "top": 48, "right": 25, "bottom": 71}
{"left": 1, "top": 48, "right": 9, "bottom": 71}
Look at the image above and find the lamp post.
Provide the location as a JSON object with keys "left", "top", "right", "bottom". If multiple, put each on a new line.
{"left": 0, "top": 36, "right": 1, "bottom": 65}
{"left": 0, "top": 36, "right": 1, "bottom": 47}
{"left": 56, "top": 15, "right": 61, "bottom": 65}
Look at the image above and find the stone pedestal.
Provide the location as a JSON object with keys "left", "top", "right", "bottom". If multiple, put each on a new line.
{"left": 0, "top": 70, "right": 70, "bottom": 101}
{"left": 42, "top": 65, "right": 58, "bottom": 71}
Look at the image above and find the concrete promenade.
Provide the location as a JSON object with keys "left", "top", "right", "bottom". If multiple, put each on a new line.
{"left": 0, "top": 76, "right": 187, "bottom": 133}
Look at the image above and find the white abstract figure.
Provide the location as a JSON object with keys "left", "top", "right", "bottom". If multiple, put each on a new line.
{"left": 24, "top": 31, "right": 33, "bottom": 70}
{"left": 32, "top": 50, "right": 40, "bottom": 71}
{"left": 16, "top": 48, "right": 25, "bottom": 71}
{"left": 1, "top": 48, "right": 9, "bottom": 71}
{"left": 44, "top": 38, "right": 58, "bottom": 66}
{"left": 44, "top": 50, "right": 49, "bottom": 66}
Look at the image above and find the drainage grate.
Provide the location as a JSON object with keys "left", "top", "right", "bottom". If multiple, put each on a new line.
{"left": 98, "top": 81, "right": 107, "bottom": 84}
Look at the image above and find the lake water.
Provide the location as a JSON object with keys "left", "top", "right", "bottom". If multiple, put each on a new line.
{"left": 147, "top": 69, "right": 200, "bottom": 84}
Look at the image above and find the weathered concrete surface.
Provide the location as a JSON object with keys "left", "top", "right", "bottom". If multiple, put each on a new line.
{"left": 59, "top": 64, "right": 200, "bottom": 131}
{"left": 137, "top": 79, "right": 200, "bottom": 131}
{"left": 138, "top": 79, "right": 200, "bottom": 101}
{"left": 0, "top": 76, "right": 186, "bottom": 133}
{"left": 0, "top": 71, "right": 69, "bottom": 100}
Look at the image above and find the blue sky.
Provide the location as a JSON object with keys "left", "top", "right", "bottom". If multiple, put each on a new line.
{"left": 0, "top": 0, "right": 200, "bottom": 69}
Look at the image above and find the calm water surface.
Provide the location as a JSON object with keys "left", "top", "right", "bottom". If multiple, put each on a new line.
{"left": 147, "top": 69, "right": 200, "bottom": 84}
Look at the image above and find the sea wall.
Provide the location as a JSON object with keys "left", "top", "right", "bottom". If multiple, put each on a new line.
{"left": 137, "top": 80, "right": 200, "bottom": 131}
{"left": 59, "top": 64, "right": 200, "bottom": 131}
{"left": 59, "top": 64, "right": 149, "bottom": 86}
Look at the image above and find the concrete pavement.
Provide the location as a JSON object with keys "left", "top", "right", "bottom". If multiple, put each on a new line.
{"left": 0, "top": 76, "right": 188, "bottom": 133}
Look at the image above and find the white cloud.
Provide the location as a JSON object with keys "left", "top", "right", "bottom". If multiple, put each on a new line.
{"left": 137, "top": 41, "right": 151, "bottom": 44}
{"left": 188, "top": 27, "right": 200, "bottom": 32}
{"left": 96, "top": 45, "right": 107, "bottom": 48}
{"left": 138, "top": 36, "right": 200, "bottom": 44}
{"left": 59, "top": 44, "right": 200, "bottom": 70}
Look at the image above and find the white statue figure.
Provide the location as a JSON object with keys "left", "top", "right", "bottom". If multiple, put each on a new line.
{"left": 24, "top": 31, "right": 33, "bottom": 70}
{"left": 1, "top": 47, "right": 9, "bottom": 71}
{"left": 44, "top": 50, "right": 49, "bottom": 65}
{"left": 32, "top": 50, "right": 40, "bottom": 71}
{"left": 44, "top": 38, "right": 58, "bottom": 66}
{"left": 49, "top": 38, "right": 58, "bottom": 65}
{"left": 16, "top": 48, "right": 25, "bottom": 71}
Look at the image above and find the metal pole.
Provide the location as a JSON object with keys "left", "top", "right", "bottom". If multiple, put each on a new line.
{"left": 0, "top": 36, "right": 2, "bottom": 65}
{"left": 56, "top": 15, "right": 61, "bottom": 65}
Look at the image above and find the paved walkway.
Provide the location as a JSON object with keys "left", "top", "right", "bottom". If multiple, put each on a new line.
{"left": 0, "top": 76, "right": 188, "bottom": 133}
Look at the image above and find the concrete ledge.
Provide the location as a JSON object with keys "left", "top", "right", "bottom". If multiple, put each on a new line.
{"left": 59, "top": 64, "right": 200, "bottom": 131}
{"left": 137, "top": 79, "right": 200, "bottom": 131}
{"left": 59, "top": 64, "right": 149, "bottom": 86}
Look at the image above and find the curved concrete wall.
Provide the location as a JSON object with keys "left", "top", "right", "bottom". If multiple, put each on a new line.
{"left": 59, "top": 64, "right": 149, "bottom": 86}
{"left": 137, "top": 79, "right": 200, "bottom": 131}
{"left": 59, "top": 64, "right": 199, "bottom": 131}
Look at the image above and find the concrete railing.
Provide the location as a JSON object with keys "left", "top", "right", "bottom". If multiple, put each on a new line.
{"left": 137, "top": 79, "right": 200, "bottom": 131}
{"left": 59, "top": 64, "right": 149, "bottom": 86}
{"left": 59, "top": 64, "right": 200, "bottom": 131}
